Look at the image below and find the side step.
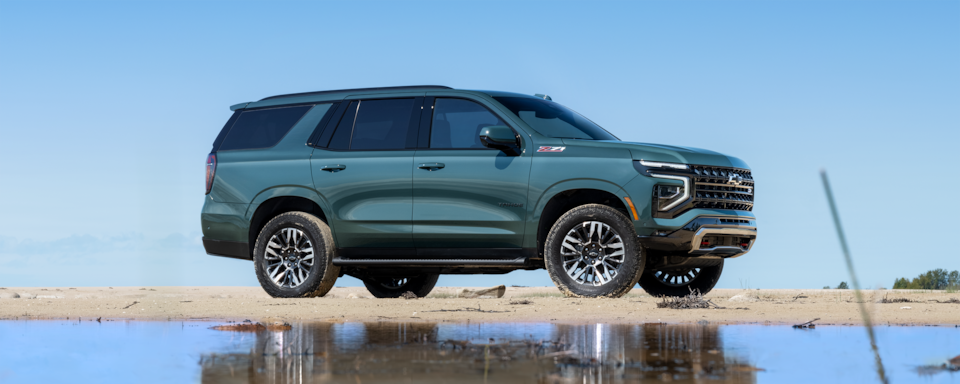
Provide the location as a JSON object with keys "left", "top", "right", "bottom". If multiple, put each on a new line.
{"left": 332, "top": 247, "right": 536, "bottom": 266}
{"left": 333, "top": 258, "right": 527, "bottom": 266}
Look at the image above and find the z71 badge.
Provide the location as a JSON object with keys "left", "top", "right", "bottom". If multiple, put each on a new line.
{"left": 537, "top": 146, "right": 566, "bottom": 152}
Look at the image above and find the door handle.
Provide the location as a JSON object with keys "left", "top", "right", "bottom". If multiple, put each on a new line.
{"left": 417, "top": 162, "right": 445, "bottom": 171}
{"left": 320, "top": 164, "right": 346, "bottom": 172}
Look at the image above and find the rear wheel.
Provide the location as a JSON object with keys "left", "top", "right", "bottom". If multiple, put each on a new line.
{"left": 638, "top": 261, "right": 724, "bottom": 297}
{"left": 362, "top": 274, "right": 440, "bottom": 298}
{"left": 253, "top": 212, "right": 340, "bottom": 298}
{"left": 544, "top": 204, "right": 644, "bottom": 298}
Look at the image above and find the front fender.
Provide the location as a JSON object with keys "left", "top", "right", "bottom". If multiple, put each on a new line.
{"left": 522, "top": 178, "right": 636, "bottom": 249}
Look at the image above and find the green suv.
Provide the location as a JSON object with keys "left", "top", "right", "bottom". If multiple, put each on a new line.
{"left": 202, "top": 86, "right": 756, "bottom": 299}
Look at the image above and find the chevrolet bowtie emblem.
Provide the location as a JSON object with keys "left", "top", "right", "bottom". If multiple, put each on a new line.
{"left": 727, "top": 174, "right": 743, "bottom": 186}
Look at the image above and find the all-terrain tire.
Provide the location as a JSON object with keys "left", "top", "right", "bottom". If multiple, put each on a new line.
{"left": 253, "top": 211, "right": 340, "bottom": 298}
{"left": 638, "top": 261, "right": 724, "bottom": 297}
{"left": 362, "top": 274, "right": 440, "bottom": 298}
{"left": 544, "top": 204, "right": 644, "bottom": 298}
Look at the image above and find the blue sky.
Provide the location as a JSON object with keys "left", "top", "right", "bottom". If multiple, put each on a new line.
{"left": 0, "top": 0, "right": 957, "bottom": 289}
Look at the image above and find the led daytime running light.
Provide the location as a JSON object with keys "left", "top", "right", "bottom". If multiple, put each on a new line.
{"left": 640, "top": 160, "right": 689, "bottom": 170}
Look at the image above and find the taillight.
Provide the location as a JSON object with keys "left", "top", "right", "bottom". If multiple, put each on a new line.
{"left": 205, "top": 153, "right": 217, "bottom": 194}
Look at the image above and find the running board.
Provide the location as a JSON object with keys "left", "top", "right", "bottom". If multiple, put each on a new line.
{"left": 333, "top": 257, "right": 527, "bottom": 266}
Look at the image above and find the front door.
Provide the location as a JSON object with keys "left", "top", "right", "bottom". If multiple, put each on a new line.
{"left": 311, "top": 97, "right": 421, "bottom": 249}
{"left": 412, "top": 97, "right": 532, "bottom": 249}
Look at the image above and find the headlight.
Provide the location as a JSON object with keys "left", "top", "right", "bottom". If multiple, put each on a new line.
{"left": 649, "top": 173, "right": 690, "bottom": 211}
{"left": 634, "top": 160, "right": 692, "bottom": 212}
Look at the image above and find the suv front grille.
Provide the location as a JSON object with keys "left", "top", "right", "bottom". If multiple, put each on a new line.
{"left": 691, "top": 166, "right": 754, "bottom": 211}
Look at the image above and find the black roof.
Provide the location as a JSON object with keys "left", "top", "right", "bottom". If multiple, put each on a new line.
{"left": 259, "top": 85, "right": 453, "bottom": 101}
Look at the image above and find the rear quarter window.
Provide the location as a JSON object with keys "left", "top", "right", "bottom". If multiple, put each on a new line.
{"left": 218, "top": 105, "right": 312, "bottom": 151}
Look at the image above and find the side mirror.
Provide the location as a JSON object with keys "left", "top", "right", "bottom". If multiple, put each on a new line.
{"left": 479, "top": 126, "right": 520, "bottom": 156}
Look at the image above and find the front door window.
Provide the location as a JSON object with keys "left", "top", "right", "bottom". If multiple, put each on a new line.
{"left": 430, "top": 98, "right": 506, "bottom": 149}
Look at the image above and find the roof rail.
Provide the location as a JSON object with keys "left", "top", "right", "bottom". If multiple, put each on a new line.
{"left": 259, "top": 85, "right": 453, "bottom": 101}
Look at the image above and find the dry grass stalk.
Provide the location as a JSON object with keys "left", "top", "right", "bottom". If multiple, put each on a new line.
{"left": 656, "top": 289, "right": 721, "bottom": 309}
{"left": 880, "top": 296, "right": 915, "bottom": 303}
{"left": 822, "top": 170, "right": 888, "bottom": 384}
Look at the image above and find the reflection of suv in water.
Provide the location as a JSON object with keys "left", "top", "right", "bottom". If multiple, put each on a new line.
{"left": 202, "top": 86, "right": 757, "bottom": 298}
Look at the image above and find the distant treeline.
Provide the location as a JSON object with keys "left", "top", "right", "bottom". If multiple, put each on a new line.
{"left": 893, "top": 269, "right": 959, "bottom": 290}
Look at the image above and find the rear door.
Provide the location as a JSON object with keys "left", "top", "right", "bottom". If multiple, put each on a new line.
{"left": 311, "top": 96, "right": 422, "bottom": 251}
{"left": 412, "top": 96, "right": 533, "bottom": 251}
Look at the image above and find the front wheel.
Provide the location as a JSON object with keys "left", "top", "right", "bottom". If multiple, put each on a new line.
{"left": 544, "top": 204, "right": 644, "bottom": 298}
{"left": 638, "top": 261, "right": 724, "bottom": 297}
{"left": 362, "top": 274, "right": 440, "bottom": 298}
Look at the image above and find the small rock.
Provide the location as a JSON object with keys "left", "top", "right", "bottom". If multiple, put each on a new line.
{"left": 728, "top": 293, "right": 758, "bottom": 303}
{"left": 347, "top": 293, "right": 361, "bottom": 299}
{"left": 18, "top": 293, "right": 36, "bottom": 299}
{"left": 0, "top": 292, "right": 20, "bottom": 299}
{"left": 400, "top": 291, "right": 418, "bottom": 300}
{"left": 900, "top": 306, "right": 912, "bottom": 309}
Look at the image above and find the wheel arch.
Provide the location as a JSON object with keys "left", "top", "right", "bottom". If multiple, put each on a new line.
{"left": 532, "top": 181, "right": 632, "bottom": 258}
{"left": 246, "top": 187, "right": 331, "bottom": 257}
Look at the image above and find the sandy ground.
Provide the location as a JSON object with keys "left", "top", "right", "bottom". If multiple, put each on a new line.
{"left": 0, "top": 286, "right": 956, "bottom": 326}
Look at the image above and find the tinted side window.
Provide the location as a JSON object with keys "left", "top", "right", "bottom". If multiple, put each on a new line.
{"left": 218, "top": 106, "right": 312, "bottom": 150}
{"left": 211, "top": 110, "right": 241, "bottom": 152}
{"left": 430, "top": 98, "right": 506, "bottom": 149}
{"left": 349, "top": 99, "right": 415, "bottom": 150}
{"left": 328, "top": 101, "right": 358, "bottom": 150}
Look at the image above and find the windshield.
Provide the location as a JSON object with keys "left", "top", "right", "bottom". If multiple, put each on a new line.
{"left": 494, "top": 97, "right": 618, "bottom": 140}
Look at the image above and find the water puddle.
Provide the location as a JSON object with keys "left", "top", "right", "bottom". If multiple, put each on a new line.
{"left": 0, "top": 320, "right": 957, "bottom": 383}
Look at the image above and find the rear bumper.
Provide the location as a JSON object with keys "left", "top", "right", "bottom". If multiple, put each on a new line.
{"left": 202, "top": 237, "right": 250, "bottom": 260}
{"left": 638, "top": 216, "right": 757, "bottom": 258}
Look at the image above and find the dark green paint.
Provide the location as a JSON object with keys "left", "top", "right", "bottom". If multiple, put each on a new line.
{"left": 201, "top": 88, "right": 753, "bottom": 259}
{"left": 311, "top": 149, "right": 415, "bottom": 248}
{"left": 413, "top": 149, "right": 532, "bottom": 248}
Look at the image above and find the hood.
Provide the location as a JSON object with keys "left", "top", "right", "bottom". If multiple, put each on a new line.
{"left": 561, "top": 140, "right": 750, "bottom": 169}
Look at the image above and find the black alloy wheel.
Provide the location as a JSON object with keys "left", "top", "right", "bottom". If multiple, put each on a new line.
{"left": 362, "top": 274, "right": 440, "bottom": 298}
{"left": 638, "top": 261, "right": 724, "bottom": 297}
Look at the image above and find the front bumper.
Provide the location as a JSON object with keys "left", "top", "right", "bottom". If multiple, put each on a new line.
{"left": 638, "top": 216, "right": 757, "bottom": 258}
